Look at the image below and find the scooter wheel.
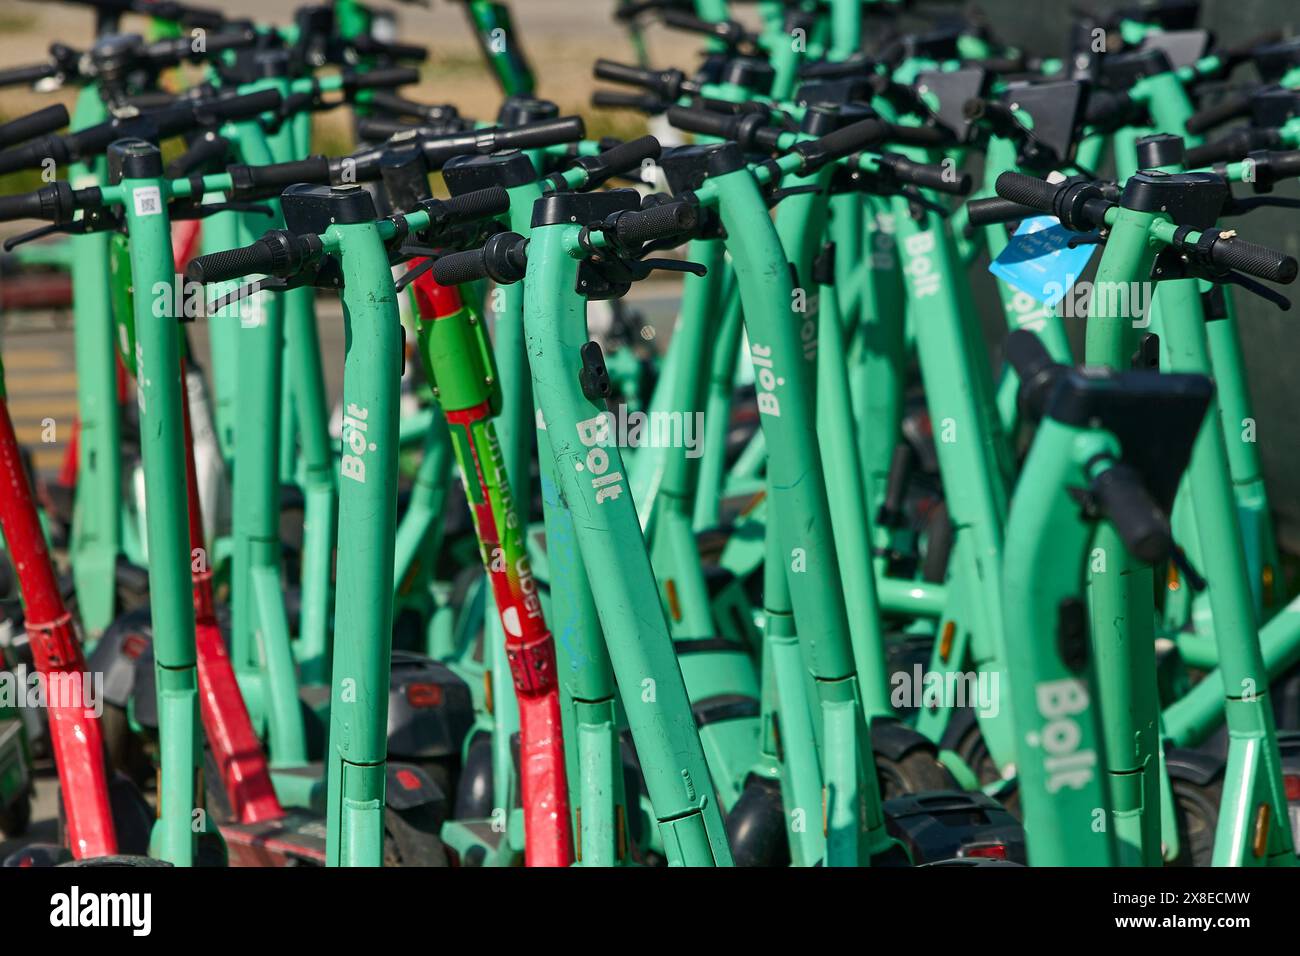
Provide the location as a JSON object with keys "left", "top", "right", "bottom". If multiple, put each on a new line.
{"left": 921, "top": 500, "right": 953, "bottom": 584}
{"left": 56, "top": 771, "right": 152, "bottom": 856}
{"left": 0, "top": 790, "right": 31, "bottom": 837}
{"left": 952, "top": 722, "right": 1021, "bottom": 817}
{"left": 725, "top": 777, "right": 789, "bottom": 867}
{"left": 59, "top": 855, "right": 171, "bottom": 867}
{"left": 196, "top": 829, "right": 229, "bottom": 867}
{"left": 452, "top": 733, "right": 494, "bottom": 821}
{"left": 383, "top": 804, "right": 450, "bottom": 867}
{"left": 875, "top": 750, "right": 958, "bottom": 800}
{"left": 100, "top": 701, "right": 153, "bottom": 789}
{"left": 1169, "top": 776, "right": 1221, "bottom": 867}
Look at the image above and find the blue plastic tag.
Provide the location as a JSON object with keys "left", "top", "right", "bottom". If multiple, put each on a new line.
{"left": 988, "top": 215, "right": 1096, "bottom": 307}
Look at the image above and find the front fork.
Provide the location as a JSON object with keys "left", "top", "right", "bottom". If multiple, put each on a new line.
{"left": 1155, "top": 278, "right": 1294, "bottom": 865}
{"left": 524, "top": 223, "right": 731, "bottom": 866}
{"left": 118, "top": 145, "right": 201, "bottom": 866}
{"left": 324, "top": 215, "right": 403, "bottom": 867}
{"left": 712, "top": 166, "right": 894, "bottom": 864}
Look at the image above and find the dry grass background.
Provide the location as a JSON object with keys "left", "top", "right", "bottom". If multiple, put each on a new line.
{"left": 0, "top": 0, "right": 746, "bottom": 152}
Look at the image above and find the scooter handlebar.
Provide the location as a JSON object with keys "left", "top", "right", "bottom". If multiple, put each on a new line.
{"left": 876, "top": 153, "right": 972, "bottom": 195}
{"left": 661, "top": 10, "right": 749, "bottom": 44}
{"left": 59, "top": 0, "right": 226, "bottom": 29}
{"left": 345, "top": 67, "right": 422, "bottom": 93}
{"left": 585, "top": 134, "right": 661, "bottom": 186}
{"left": 966, "top": 194, "right": 1039, "bottom": 227}
{"left": 994, "top": 171, "right": 1060, "bottom": 213}
{"left": 0, "top": 105, "right": 69, "bottom": 150}
{"left": 1204, "top": 232, "right": 1298, "bottom": 284}
{"left": 593, "top": 59, "right": 682, "bottom": 99}
{"left": 0, "top": 182, "right": 84, "bottom": 224}
{"left": 431, "top": 231, "right": 528, "bottom": 286}
{"left": 348, "top": 36, "right": 429, "bottom": 63}
{"left": 1183, "top": 90, "right": 1257, "bottom": 135}
{"left": 592, "top": 90, "right": 666, "bottom": 114}
{"left": 228, "top": 156, "right": 333, "bottom": 199}
{"left": 613, "top": 199, "right": 696, "bottom": 245}
{"left": 495, "top": 115, "right": 587, "bottom": 152}
{"left": 1092, "top": 464, "right": 1171, "bottom": 565}
{"left": 187, "top": 238, "right": 282, "bottom": 285}
{"left": 423, "top": 186, "right": 511, "bottom": 229}
{"left": 1184, "top": 129, "right": 1283, "bottom": 167}
{"left": 0, "top": 62, "right": 59, "bottom": 89}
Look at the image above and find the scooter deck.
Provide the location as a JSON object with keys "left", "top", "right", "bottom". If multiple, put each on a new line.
{"left": 220, "top": 811, "right": 328, "bottom": 867}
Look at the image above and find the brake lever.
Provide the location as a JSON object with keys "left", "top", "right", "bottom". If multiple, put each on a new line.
{"left": 1223, "top": 196, "right": 1300, "bottom": 215}
{"left": 635, "top": 256, "right": 707, "bottom": 278}
{"left": 171, "top": 200, "right": 275, "bottom": 221}
{"left": 2, "top": 223, "right": 65, "bottom": 252}
{"left": 1219, "top": 269, "right": 1292, "bottom": 311}
{"left": 900, "top": 187, "right": 953, "bottom": 219}
{"left": 764, "top": 183, "right": 822, "bottom": 209}
{"left": 206, "top": 275, "right": 304, "bottom": 314}
{"left": 1067, "top": 232, "right": 1105, "bottom": 248}
{"left": 394, "top": 255, "right": 437, "bottom": 293}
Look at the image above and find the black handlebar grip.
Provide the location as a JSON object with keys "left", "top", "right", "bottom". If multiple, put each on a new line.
{"left": 356, "top": 116, "right": 419, "bottom": 140}
{"left": 187, "top": 239, "right": 280, "bottom": 285}
{"left": 966, "top": 195, "right": 1039, "bottom": 227}
{"left": 1003, "top": 328, "right": 1055, "bottom": 381}
{"left": 592, "top": 90, "right": 666, "bottom": 113}
{"left": 1183, "top": 91, "right": 1255, "bottom": 135}
{"left": 431, "top": 247, "right": 491, "bottom": 286}
{"left": 1004, "top": 329, "right": 1062, "bottom": 424}
{"left": 1093, "top": 464, "right": 1171, "bottom": 565}
{"left": 434, "top": 186, "right": 511, "bottom": 225}
{"left": 0, "top": 105, "right": 69, "bottom": 150}
{"left": 661, "top": 10, "right": 745, "bottom": 43}
{"left": 995, "top": 171, "right": 1060, "bottom": 213}
{"left": 593, "top": 59, "right": 663, "bottom": 90}
{"left": 348, "top": 67, "right": 422, "bottom": 92}
{"left": 172, "top": 28, "right": 257, "bottom": 58}
{"left": 665, "top": 105, "right": 738, "bottom": 139}
{"left": 799, "top": 118, "right": 889, "bottom": 172}
{"left": 614, "top": 201, "right": 697, "bottom": 246}
{"left": 0, "top": 190, "right": 48, "bottom": 223}
{"left": 146, "top": 1, "right": 228, "bottom": 29}
{"left": 496, "top": 115, "right": 586, "bottom": 151}
{"left": 1269, "top": 150, "right": 1300, "bottom": 180}
{"left": 205, "top": 88, "right": 283, "bottom": 123}
{"left": 595, "top": 135, "right": 662, "bottom": 175}
{"left": 0, "top": 62, "right": 59, "bottom": 89}
{"left": 883, "top": 155, "right": 971, "bottom": 195}
{"left": 351, "top": 37, "right": 429, "bottom": 63}
{"left": 797, "top": 57, "right": 870, "bottom": 80}
{"left": 365, "top": 91, "right": 453, "bottom": 121}
{"left": 250, "top": 156, "right": 333, "bottom": 191}
{"left": 1184, "top": 129, "right": 1281, "bottom": 167}
{"left": 883, "top": 123, "right": 951, "bottom": 148}
{"left": 1207, "top": 233, "right": 1298, "bottom": 284}
{"left": 661, "top": 10, "right": 719, "bottom": 32}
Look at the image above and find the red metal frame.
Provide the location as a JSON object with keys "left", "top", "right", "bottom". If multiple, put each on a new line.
{"left": 0, "top": 392, "right": 117, "bottom": 858}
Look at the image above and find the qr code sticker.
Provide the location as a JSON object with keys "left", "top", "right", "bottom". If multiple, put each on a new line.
{"left": 133, "top": 186, "right": 163, "bottom": 217}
